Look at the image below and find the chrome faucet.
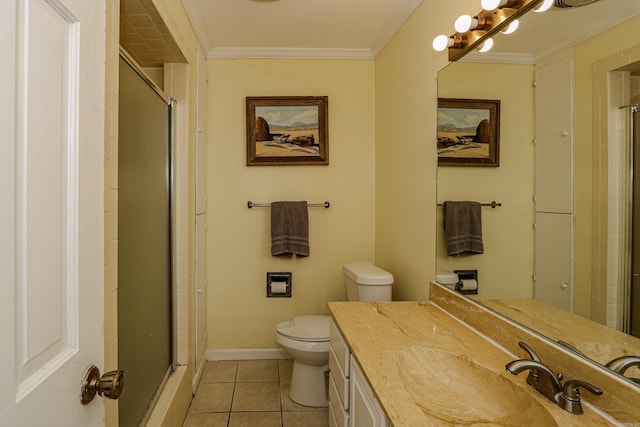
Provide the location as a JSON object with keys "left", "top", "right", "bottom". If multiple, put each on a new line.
{"left": 605, "top": 355, "right": 640, "bottom": 384}
{"left": 506, "top": 342, "right": 603, "bottom": 415}
{"left": 556, "top": 380, "right": 603, "bottom": 415}
{"left": 506, "top": 359, "right": 563, "bottom": 403}
{"left": 515, "top": 342, "right": 551, "bottom": 383}
{"left": 605, "top": 355, "right": 640, "bottom": 375}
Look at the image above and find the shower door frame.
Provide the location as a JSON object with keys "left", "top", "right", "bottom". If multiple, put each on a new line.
{"left": 631, "top": 104, "right": 640, "bottom": 337}
{"left": 118, "top": 49, "right": 178, "bottom": 426}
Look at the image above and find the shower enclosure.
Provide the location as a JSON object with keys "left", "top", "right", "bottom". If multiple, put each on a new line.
{"left": 631, "top": 104, "right": 640, "bottom": 337}
{"left": 118, "top": 54, "right": 174, "bottom": 426}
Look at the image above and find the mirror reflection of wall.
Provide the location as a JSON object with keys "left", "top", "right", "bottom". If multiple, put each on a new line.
{"left": 436, "top": 61, "right": 534, "bottom": 299}
{"left": 436, "top": 2, "right": 640, "bottom": 381}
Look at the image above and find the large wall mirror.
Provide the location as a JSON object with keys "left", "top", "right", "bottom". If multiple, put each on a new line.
{"left": 436, "top": 0, "right": 640, "bottom": 384}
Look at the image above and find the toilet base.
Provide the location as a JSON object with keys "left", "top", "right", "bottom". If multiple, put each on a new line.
{"left": 289, "top": 361, "right": 329, "bottom": 407}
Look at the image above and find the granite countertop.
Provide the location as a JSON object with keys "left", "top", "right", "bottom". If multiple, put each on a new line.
{"left": 481, "top": 298, "right": 640, "bottom": 373}
{"left": 327, "top": 301, "right": 617, "bottom": 427}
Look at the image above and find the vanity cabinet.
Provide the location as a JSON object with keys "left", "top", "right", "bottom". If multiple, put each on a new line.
{"left": 329, "top": 317, "right": 350, "bottom": 427}
{"left": 349, "top": 356, "right": 389, "bottom": 427}
{"left": 329, "top": 317, "right": 389, "bottom": 427}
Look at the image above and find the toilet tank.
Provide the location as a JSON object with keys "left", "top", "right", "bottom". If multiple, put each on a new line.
{"left": 343, "top": 262, "right": 394, "bottom": 302}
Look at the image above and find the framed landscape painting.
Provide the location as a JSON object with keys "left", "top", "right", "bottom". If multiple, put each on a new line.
{"left": 437, "top": 98, "right": 500, "bottom": 167}
{"left": 246, "top": 96, "right": 329, "bottom": 166}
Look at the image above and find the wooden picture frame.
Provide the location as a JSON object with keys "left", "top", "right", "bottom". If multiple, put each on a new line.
{"left": 437, "top": 98, "right": 500, "bottom": 167}
{"left": 246, "top": 96, "right": 329, "bottom": 166}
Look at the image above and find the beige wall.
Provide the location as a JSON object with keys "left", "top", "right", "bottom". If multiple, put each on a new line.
{"left": 374, "top": 0, "right": 476, "bottom": 300}
{"left": 436, "top": 61, "right": 535, "bottom": 299}
{"left": 574, "top": 15, "right": 640, "bottom": 320}
{"left": 206, "top": 59, "right": 376, "bottom": 349}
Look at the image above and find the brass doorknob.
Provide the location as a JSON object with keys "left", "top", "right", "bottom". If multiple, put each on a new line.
{"left": 80, "top": 365, "right": 125, "bottom": 404}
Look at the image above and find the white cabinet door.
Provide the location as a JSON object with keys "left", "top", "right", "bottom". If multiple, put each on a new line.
{"left": 535, "top": 53, "right": 573, "bottom": 214}
{"left": 0, "top": 0, "right": 106, "bottom": 425}
{"left": 535, "top": 212, "right": 572, "bottom": 311}
{"left": 350, "top": 357, "right": 389, "bottom": 427}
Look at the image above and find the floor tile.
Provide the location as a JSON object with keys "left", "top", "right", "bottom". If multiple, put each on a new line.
{"left": 184, "top": 359, "right": 330, "bottom": 427}
{"left": 236, "top": 360, "right": 279, "bottom": 382}
{"left": 189, "top": 383, "right": 235, "bottom": 413}
{"left": 278, "top": 359, "right": 293, "bottom": 381}
{"left": 282, "top": 410, "right": 329, "bottom": 427}
{"left": 182, "top": 412, "right": 229, "bottom": 427}
{"left": 231, "top": 381, "right": 281, "bottom": 412}
{"left": 228, "top": 411, "right": 281, "bottom": 427}
{"left": 280, "top": 381, "right": 327, "bottom": 412}
{"left": 201, "top": 360, "right": 238, "bottom": 383}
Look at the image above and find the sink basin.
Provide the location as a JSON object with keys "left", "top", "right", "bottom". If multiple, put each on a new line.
{"left": 398, "top": 347, "right": 559, "bottom": 426}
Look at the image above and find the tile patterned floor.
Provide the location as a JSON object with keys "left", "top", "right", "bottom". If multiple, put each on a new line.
{"left": 182, "top": 360, "right": 328, "bottom": 427}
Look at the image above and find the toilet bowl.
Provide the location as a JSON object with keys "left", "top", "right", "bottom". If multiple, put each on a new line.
{"left": 275, "top": 262, "right": 394, "bottom": 407}
{"left": 435, "top": 267, "right": 459, "bottom": 290}
{"left": 275, "top": 315, "right": 330, "bottom": 407}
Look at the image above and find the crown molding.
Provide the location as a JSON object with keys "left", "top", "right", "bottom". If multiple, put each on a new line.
{"left": 207, "top": 47, "right": 374, "bottom": 60}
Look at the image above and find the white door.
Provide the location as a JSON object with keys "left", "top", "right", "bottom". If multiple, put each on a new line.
{"left": 1, "top": 0, "right": 106, "bottom": 425}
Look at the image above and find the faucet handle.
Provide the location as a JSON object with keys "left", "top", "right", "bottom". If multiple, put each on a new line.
{"left": 518, "top": 341, "right": 541, "bottom": 362}
{"left": 557, "top": 379, "right": 603, "bottom": 415}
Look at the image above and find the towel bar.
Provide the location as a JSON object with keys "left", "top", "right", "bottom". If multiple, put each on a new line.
{"left": 247, "top": 201, "right": 330, "bottom": 209}
{"left": 437, "top": 201, "right": 502, "bottom": 208}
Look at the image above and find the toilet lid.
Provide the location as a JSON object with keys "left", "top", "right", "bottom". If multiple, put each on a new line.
{"left": 276, "top": 315, "right": 330, "bottom": 342}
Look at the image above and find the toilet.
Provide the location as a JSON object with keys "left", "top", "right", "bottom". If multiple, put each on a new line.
{"left": 275, "top": 261, "right": 393, "bottom": 407}
{"left": 435, "top": 267, "right": 459, "bottom": 290}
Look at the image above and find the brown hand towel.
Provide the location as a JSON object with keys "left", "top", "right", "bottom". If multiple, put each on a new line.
{"left": 443, "top": 201, "right": 484, "bottom": 257}
{"left": 271, "top": 201, "right": 309, "bottom": 258}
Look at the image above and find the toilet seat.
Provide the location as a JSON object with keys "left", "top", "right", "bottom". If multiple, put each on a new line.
{"left": 276, "top": 315, "right": 330, "bottom": 342}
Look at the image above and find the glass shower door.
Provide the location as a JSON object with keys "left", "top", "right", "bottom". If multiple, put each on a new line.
{"left": 118, "top": 55, "right": 173, "bottom": 426}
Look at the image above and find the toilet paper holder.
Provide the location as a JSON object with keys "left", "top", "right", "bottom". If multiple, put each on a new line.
{"left": 267, "top": 272, "right": 292, "bottom": 298}
{"left": 454, "top": 269, "right": 478, "bottom": 295}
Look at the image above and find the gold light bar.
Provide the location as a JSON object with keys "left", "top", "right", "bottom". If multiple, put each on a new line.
{"left": 447, "top": 0, "right": 544, "bottom": 61}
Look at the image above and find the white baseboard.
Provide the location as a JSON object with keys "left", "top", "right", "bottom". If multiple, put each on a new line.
{"left": 206, "top": 348, "right": 290, "bottom": 361}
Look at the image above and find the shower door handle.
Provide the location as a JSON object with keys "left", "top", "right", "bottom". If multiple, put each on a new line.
{"left": 80, "top": 365, "right": 125, "bottom": 404}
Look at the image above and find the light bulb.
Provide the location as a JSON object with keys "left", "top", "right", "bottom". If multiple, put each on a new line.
{"left": 455, "top": 15, "right": 476, "bottom": 32}
{"left": 432, "top": 35, "right": 451, "bottom": 52}
{"left": 478, "top": 38, "right": 494, "bottom": 53}
{"left": 501, "top": 19, "right": 519, "bottom": 34}
{"left": 534, "top": 0, "right": 553, "bottom": 12}
{"left": 481, "top": 0, "right": 505, "bottom": 10}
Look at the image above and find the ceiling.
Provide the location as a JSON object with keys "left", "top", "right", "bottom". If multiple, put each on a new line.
{"left": 120, "top": 0, "right": 640, "bottom": 65}
{"left": 121, "top": 0, "right": 186, "bottom": 67}
{"left": 181, "top": 0, "right": 423, "bottom": 59}
{"left": 475, "top": 0, "right": 640, "bottom": 62}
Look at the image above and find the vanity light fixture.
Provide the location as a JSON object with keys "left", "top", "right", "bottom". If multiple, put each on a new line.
{"left": 478, "top": 38, "right": 494, "bottom": 52}
{"left": 432, "top": 34, "right": 466, "bottom": 52}
{"left": 534, "top": 0, "right": 554, "bottom": 12}
{"left": 481, "top": 0, "right": 522, "bottom": 11}
{"left": 433, "top": 0, "right": 545, "bottom": 61}
{"left": 454, "top": 14, "right": 491, "bottom": 32}
{"left": 501, "top": 19, "right": 519, "bottom": 34}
